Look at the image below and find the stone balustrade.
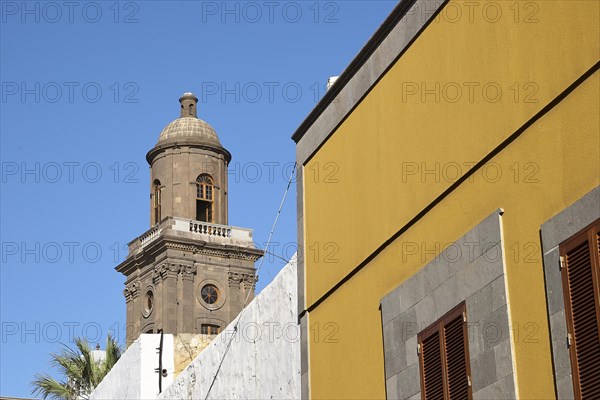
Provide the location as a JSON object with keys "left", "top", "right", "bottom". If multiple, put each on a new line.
{"left": 128, "top": 217, "right": 255, "bottom": 254}
{"left": 188, "top": 221, "right": 231, "bottom": 237}
{"left": 140, "top": 226, "right": 162, "bottom": 247}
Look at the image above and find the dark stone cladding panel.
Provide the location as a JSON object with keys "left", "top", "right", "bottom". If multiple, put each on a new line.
{"left": 540, "top": 185, "right": 599, "bottom": 400}
{"left": 380, "top": 210, "right": 517, "bottom": 399}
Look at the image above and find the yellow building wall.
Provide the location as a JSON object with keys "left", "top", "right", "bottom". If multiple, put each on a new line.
{"left": 302, "top": 1, "right": 600, "bottom": 398}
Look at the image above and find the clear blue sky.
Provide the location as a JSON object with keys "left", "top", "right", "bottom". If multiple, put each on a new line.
{"left": 0, "top": 1, "right": 397, "bottom": 397}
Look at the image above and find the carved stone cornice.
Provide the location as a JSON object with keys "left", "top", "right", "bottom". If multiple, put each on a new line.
{"left": 164, "top": 242, "right": 263, "bottom": 261}
{"left": 241, "top": 273, "right": 258, "bottom": 290}
{"left": 164, "top": 262, "right": 181, "bottom": 278}
{"left": 181, "top": 264, "right": 197, "bottom": 281}
{"left": 116, "top": 232, "right": 265, "bottom": 278}
{"left": 123, "top": 280, "right": 140, "bottom": 302}
{"left": 152, "top": 266, "right": 162, "bottom": 284}
{"left": 228, "top": 272, "right": 243, "bottom": 287}
{"left": 153, "top": 262, "right": 180, "bottom": 284}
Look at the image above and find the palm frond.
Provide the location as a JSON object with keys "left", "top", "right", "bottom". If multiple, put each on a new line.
{"left": 32, "top": 336, "right": 122, "bottom": 400}
{"left": 31, "top": 373, "right": 76, "bottom": 400}
{"left": 102, "top": 334, "right": 122, "bottom": 375}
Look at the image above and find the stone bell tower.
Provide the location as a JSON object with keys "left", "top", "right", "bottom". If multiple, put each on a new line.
{"left": 116, "top": 92, "right": 263, "bottom": 346}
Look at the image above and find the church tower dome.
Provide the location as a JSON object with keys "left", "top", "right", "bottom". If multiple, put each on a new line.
{"left": 147, "top": 93, "right": 231, "bottom": 164}
{"left": 158, "top": 117, "right": 221, "bottom": 147}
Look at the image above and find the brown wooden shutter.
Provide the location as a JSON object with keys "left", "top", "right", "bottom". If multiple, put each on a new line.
{"left": 421, "top": 330, "right": 444, "bottom": 400}
{"left": 443, "top": 314, "right": 470, "bottom": 400}
{"left": 560, "top": 219, "right": 600, "bottom": 399}
{"left": 419, "top": 303, "right": 472, "bottom": 400}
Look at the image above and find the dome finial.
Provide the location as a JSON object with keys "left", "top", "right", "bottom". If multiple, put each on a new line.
{"left": 179, "top": 92, "right": 198, "bottom": 118}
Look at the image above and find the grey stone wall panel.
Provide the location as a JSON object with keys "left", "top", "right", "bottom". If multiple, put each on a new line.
{"left": 380, "top": 210, "right": 516, "bottom": 399}
{"left": 540, "top": 186, "right": 599, "bottom": 399}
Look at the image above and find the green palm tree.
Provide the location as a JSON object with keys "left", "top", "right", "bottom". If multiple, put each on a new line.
{"left": 31, "top": 334, "right": 122, "bottom": 400}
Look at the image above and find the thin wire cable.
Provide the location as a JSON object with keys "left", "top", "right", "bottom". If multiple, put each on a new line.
{"left": 252, "top": 242, "right": 294, "bottom": 281}
{"left": 204, "top": 162, "right": 297, "bottom": 400}
{"left": 257, "top": 247, "right": 292, "bottom": 265}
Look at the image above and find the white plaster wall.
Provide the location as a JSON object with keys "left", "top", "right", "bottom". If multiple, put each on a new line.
{"left": 90, "top": 340, "right": 141, "bottom": 400}
{"left": 159, "top": 255, "right": 300, "bottom": 400}
{"left": 90, "top": 334, "right": 174, "bottom": 400}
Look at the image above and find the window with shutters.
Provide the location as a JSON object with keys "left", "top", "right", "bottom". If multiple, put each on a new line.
{"left": 196, "top": 174, "right": 214, "bottom": 223}
{"left": 153, "top": 180, "right": 161, "bottom": 225}
{"left": 200, "top": 324, "right": 220, "bottom": 335}
{"left": 418, "top": 302, "right": 472, "bottom": 400}
{"left": 560, "top": 219, "right": 600, "bottom": 399}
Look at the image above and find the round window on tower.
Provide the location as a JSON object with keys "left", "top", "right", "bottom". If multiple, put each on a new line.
{"left": 197, "top": 280, "right": 226, "bottom": 310}
{"left": 142, "top": 288, "right": 154, "bottom": 318}
{"left": 201, "top": 284, "right": 219, "bottom": 305}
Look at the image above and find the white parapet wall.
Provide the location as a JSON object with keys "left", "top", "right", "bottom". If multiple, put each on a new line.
{"left": 90, "top": 334, "right": 174, "bottom": 400}
{"left": 159, "top": 254, "right": 300, "bottom": 400}
{"left": 89, "top": 339, "right": 141, "bottom": 400}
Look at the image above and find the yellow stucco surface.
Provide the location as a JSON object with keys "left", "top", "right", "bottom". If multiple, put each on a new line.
{"left": 302, "top": 1, "right": 600, "bottom": 398}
